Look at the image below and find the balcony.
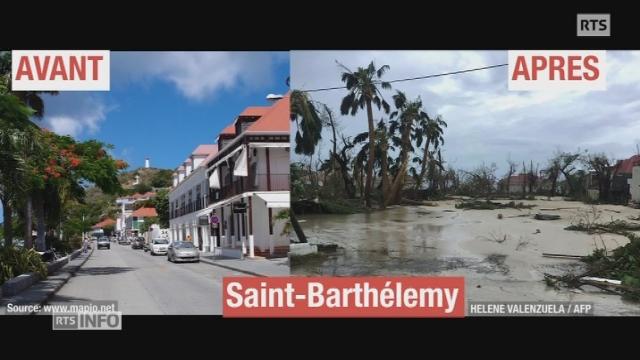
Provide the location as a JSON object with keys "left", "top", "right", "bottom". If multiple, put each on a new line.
{"left": 214, "top": 173, "right": 289, "bottom": 203}
{"left": 170, "top": 196, "right": 207, "bottom": 219}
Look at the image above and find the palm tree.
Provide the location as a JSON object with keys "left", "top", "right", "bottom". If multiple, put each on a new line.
{"left": 339, "top": 61, "right": 391, "bottom": 208}
{"left": 414, "top": 115, "right": 447, "bottom": 192}
{"left": 1, "top": 51, "right": 57, "bottom": 249}
{"left": 0, "top": 80, "right": 38, "bottom": 247}
{"left": 385, "top": 91, "right": 429, "bottom": 206}
{"left": 291, "top": 90, "right": 322, "bottom": 156}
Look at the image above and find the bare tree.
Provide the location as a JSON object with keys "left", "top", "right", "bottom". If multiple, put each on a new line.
{"left": 504, "top": 158, "right": 517, "bottom": 195}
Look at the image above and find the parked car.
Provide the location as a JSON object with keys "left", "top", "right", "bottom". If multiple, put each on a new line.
{"left": 167, "top": 241, "right": 200, "bottom": 263}
{"left": 97, "top": 236, "right": 110, "bottom": 250}
{"left": 131, "top": 237, "right": 145, "bottom": 250}
{"left": 120, "top": 237, "right": 132, "bottom": 245}
{"left": 149, "top": 238, "right": 169, "bottom": 255}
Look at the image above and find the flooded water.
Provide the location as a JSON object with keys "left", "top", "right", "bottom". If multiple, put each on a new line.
{"left": 291, "top": 204, "right": 640, "bottom": 315}
{"left": 293, "top": 206, "right": 495, "bottom": 276}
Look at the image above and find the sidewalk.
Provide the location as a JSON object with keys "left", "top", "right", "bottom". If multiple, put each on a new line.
{"left": 0, "top": 247, "right": 94, "bottom": 315}
{"left": 199, "top": 253, "right": 289, "bottom": 277}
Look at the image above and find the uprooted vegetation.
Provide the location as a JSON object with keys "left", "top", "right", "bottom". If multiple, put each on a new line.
{"left": 455, "top": 199, "right": 536, "bottom": 210}
{"left": 546, "top": 207, "right": 640, "bottom": 301}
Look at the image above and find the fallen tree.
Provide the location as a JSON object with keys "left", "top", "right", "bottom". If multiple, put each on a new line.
{"left": 455, "top": 199, "right": 535, "bottom": 210}
{"left": 546, "top": 221, "right": 640, "bottom": 301}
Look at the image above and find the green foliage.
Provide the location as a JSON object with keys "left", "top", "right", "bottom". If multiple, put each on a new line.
{"left": 0, "top": 245, "right": 48, "bottom": 285}
{"left": 140, "top": 217, "right": 158, "bottom": 234}
{"left": 150, "top": 169, "right": 173, "bottom": 188}
{"left": 152, "top": 189, "right": 169, "bottom": 228}
{"left": 132, "top": 182, "right": 153, "bottom": 195}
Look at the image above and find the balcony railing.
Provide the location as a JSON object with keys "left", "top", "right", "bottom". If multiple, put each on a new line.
{"left": 170, "top": 195, "right": 207, "bottom": 219}
{"left": 171, "top": 174, "right": 289, "bottom": 217}
{"left": 211, "top": 173, "right": 289, "bottom": 205}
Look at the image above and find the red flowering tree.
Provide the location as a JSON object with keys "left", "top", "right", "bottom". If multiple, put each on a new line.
{"left": 28, "top": 131, "right": 126, "bottom": 250}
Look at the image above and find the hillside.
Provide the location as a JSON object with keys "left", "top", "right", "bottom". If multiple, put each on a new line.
{"left": 119, "top": 167, "right": 173, "bottom": 194}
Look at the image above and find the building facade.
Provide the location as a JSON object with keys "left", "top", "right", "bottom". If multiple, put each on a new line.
{"left": 169, "top": 94, "right": 290, "bottom": 258}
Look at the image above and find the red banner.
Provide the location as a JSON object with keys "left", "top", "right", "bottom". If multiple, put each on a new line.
{"left": 223, "top": 277, "right": 465, "bottom": 317}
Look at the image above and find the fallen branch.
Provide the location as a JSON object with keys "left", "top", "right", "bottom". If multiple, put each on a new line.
{"left": 542, "top": 253, "right": 584, "bottom": 259}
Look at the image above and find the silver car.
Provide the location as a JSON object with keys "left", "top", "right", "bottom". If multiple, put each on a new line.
{"left": 167, "top": 241, "right": 200, "bottom": 263}
{"left": 149, "top": 238, "right": 169, "bottom": 255}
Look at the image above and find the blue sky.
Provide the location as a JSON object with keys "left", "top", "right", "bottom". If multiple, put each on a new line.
{"left": 42, "top": 51, "right": 289, "bottom": 169}
{"left": 1, "top": 52, "right": 289, "bottom": 221}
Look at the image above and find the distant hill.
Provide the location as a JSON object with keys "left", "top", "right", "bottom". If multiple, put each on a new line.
{"left": 119, "top": 167, "right": 173, "bottom": 194}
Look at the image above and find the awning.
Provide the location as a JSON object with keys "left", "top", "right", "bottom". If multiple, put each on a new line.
{"left": 206, "top": 145, "right": 244, "bottom": 173}
{"left": 233, "top": 146, "right": 248, "bottom": 177}
{"left": 248, "top": 142, "right": 290, "bottom": 148}
{"left": 255, "top": 192, "right": 290, "bottom": 208}
{"left": 209, "top": 168, "right": 220, "bottom": 189}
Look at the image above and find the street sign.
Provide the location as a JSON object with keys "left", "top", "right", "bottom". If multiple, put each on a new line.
{"left": 210, "top": 214, "right": 219, "bottom": 224}
{"left": 233, "top": 203, "right": 247, "bottom": 214}
{"left": 198, "top": 216, "right": 209, "bottom": 226}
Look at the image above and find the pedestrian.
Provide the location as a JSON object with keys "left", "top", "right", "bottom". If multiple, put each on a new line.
{"left": 82, "top": 237, "right": 88, "bottom": 253}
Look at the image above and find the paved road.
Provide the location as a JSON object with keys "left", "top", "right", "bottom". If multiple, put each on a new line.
{"left": 44, "top": 241, "right": 249, "bottom": 315}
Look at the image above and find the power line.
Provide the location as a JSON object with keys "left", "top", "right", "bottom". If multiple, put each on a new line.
{"left": 301, "top": 63, "right": 508, "bottom": 93}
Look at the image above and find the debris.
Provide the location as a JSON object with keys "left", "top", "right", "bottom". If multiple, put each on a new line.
{"left": 535, "top": 214, "right": 561, "bottom": 220}
{"left": 603, "top": 209, "right": 622, "bottom": 214}
{"left": 455, "top": 200, "right": 535, "bottom": 210}
{"left": 580, "top": 277, "right": 622, "bottom": 285}
{"left": 542, "top": 253, "right": 584, "bottom": 259}
{"left": 540, "top": 207, "right": 578, "bottom": 211}
{"left": 497, "top": 213, "right": 503, "bottom": 219}
{"left": 534, "top": 229, "right": 541, "bottom": 234}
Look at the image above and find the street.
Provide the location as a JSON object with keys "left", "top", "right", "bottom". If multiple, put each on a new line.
{"left": 43, "top": 241, "right": 249, "bottom": 315}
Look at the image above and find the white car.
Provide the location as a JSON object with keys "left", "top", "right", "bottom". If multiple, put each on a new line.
{"left": 149, "top": 238, "right": 169, "bottom": 255}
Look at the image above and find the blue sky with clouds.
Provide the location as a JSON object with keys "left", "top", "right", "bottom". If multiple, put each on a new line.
{"left": 1, "top": 51, "right": 289, "bottom": 222}
{"left": 41, "top": 51, "right": 289, "bottom": 169}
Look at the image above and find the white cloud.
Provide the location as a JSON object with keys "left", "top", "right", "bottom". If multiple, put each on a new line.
{"left": 291, "top": 50, "right": 640, "bottom": 175}
{"left": 43, "top": 94, "right": 111, "bottom": 137}
{"left": 111, "top": 51, "right": 287, "bottom": 101}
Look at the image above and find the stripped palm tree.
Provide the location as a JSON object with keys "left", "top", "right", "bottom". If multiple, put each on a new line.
{"left": 291, "top": 90, "right": 322, "bottom": 156}
{"left": 414, "top": 115, "right": 447, "bottom": 192}
{"left": 338, "top": 61, "right": 391, "bottom": 207}
{"left": 385, "top": 91, "right": 429, "bottom": 206}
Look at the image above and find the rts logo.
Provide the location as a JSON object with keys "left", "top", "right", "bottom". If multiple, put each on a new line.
{"left": 11, "top": 50, "right": 110, "bottom": 91}
{"left": 508, "top": 50, "right": 606, "bottom": 91}
{"left": 577, "top": 14, "right": 610, "bottom": 37}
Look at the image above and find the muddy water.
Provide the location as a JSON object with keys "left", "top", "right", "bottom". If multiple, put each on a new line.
{"left": 294, "top": 206, "right": 497, "bottom": 276}
{"left": 293, "top": 205, "right": 640, "bottom": 315}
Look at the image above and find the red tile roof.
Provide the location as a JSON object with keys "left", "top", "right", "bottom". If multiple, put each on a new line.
{"left": 92, "top": 218, "right": 115, "bottom": 229}
{"left": 220, "top": 124, "right": 236, "bottom": 136}
{"left": 613, "top": 155, "right": 640, "bottom": 175}
{"left": 246, "top": 94, "right": 290, "bottom": 133}
{"left": 132, "top": 207, "right": 157, "bottom": 218}
{"left": 240, "top": 106, "right": 271, "bottom": 117}
{"left": 192, "top": 144, "right": 218, "bottom": 156}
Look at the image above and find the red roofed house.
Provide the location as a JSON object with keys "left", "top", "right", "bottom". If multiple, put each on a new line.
{"left": 611, "top": 155, "right": 640, "bottom": 203}
{"left": 127, "top": 207, "right": 158, "bottom": 232}
{"left": 169, "top": 94, "right": 290, "bottom": 258}
{"left": 93, "top": 218, "right": 116, "bottom": 230}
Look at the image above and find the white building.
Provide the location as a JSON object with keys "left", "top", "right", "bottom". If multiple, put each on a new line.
{"left": 630, "top": 165, "right": 640, "bottom": 203}
{"left": 115, "top": 191, "right": 156, "bottom": 236}
{"left": 169, "top": 94, "right": 290, "bottom": 258}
